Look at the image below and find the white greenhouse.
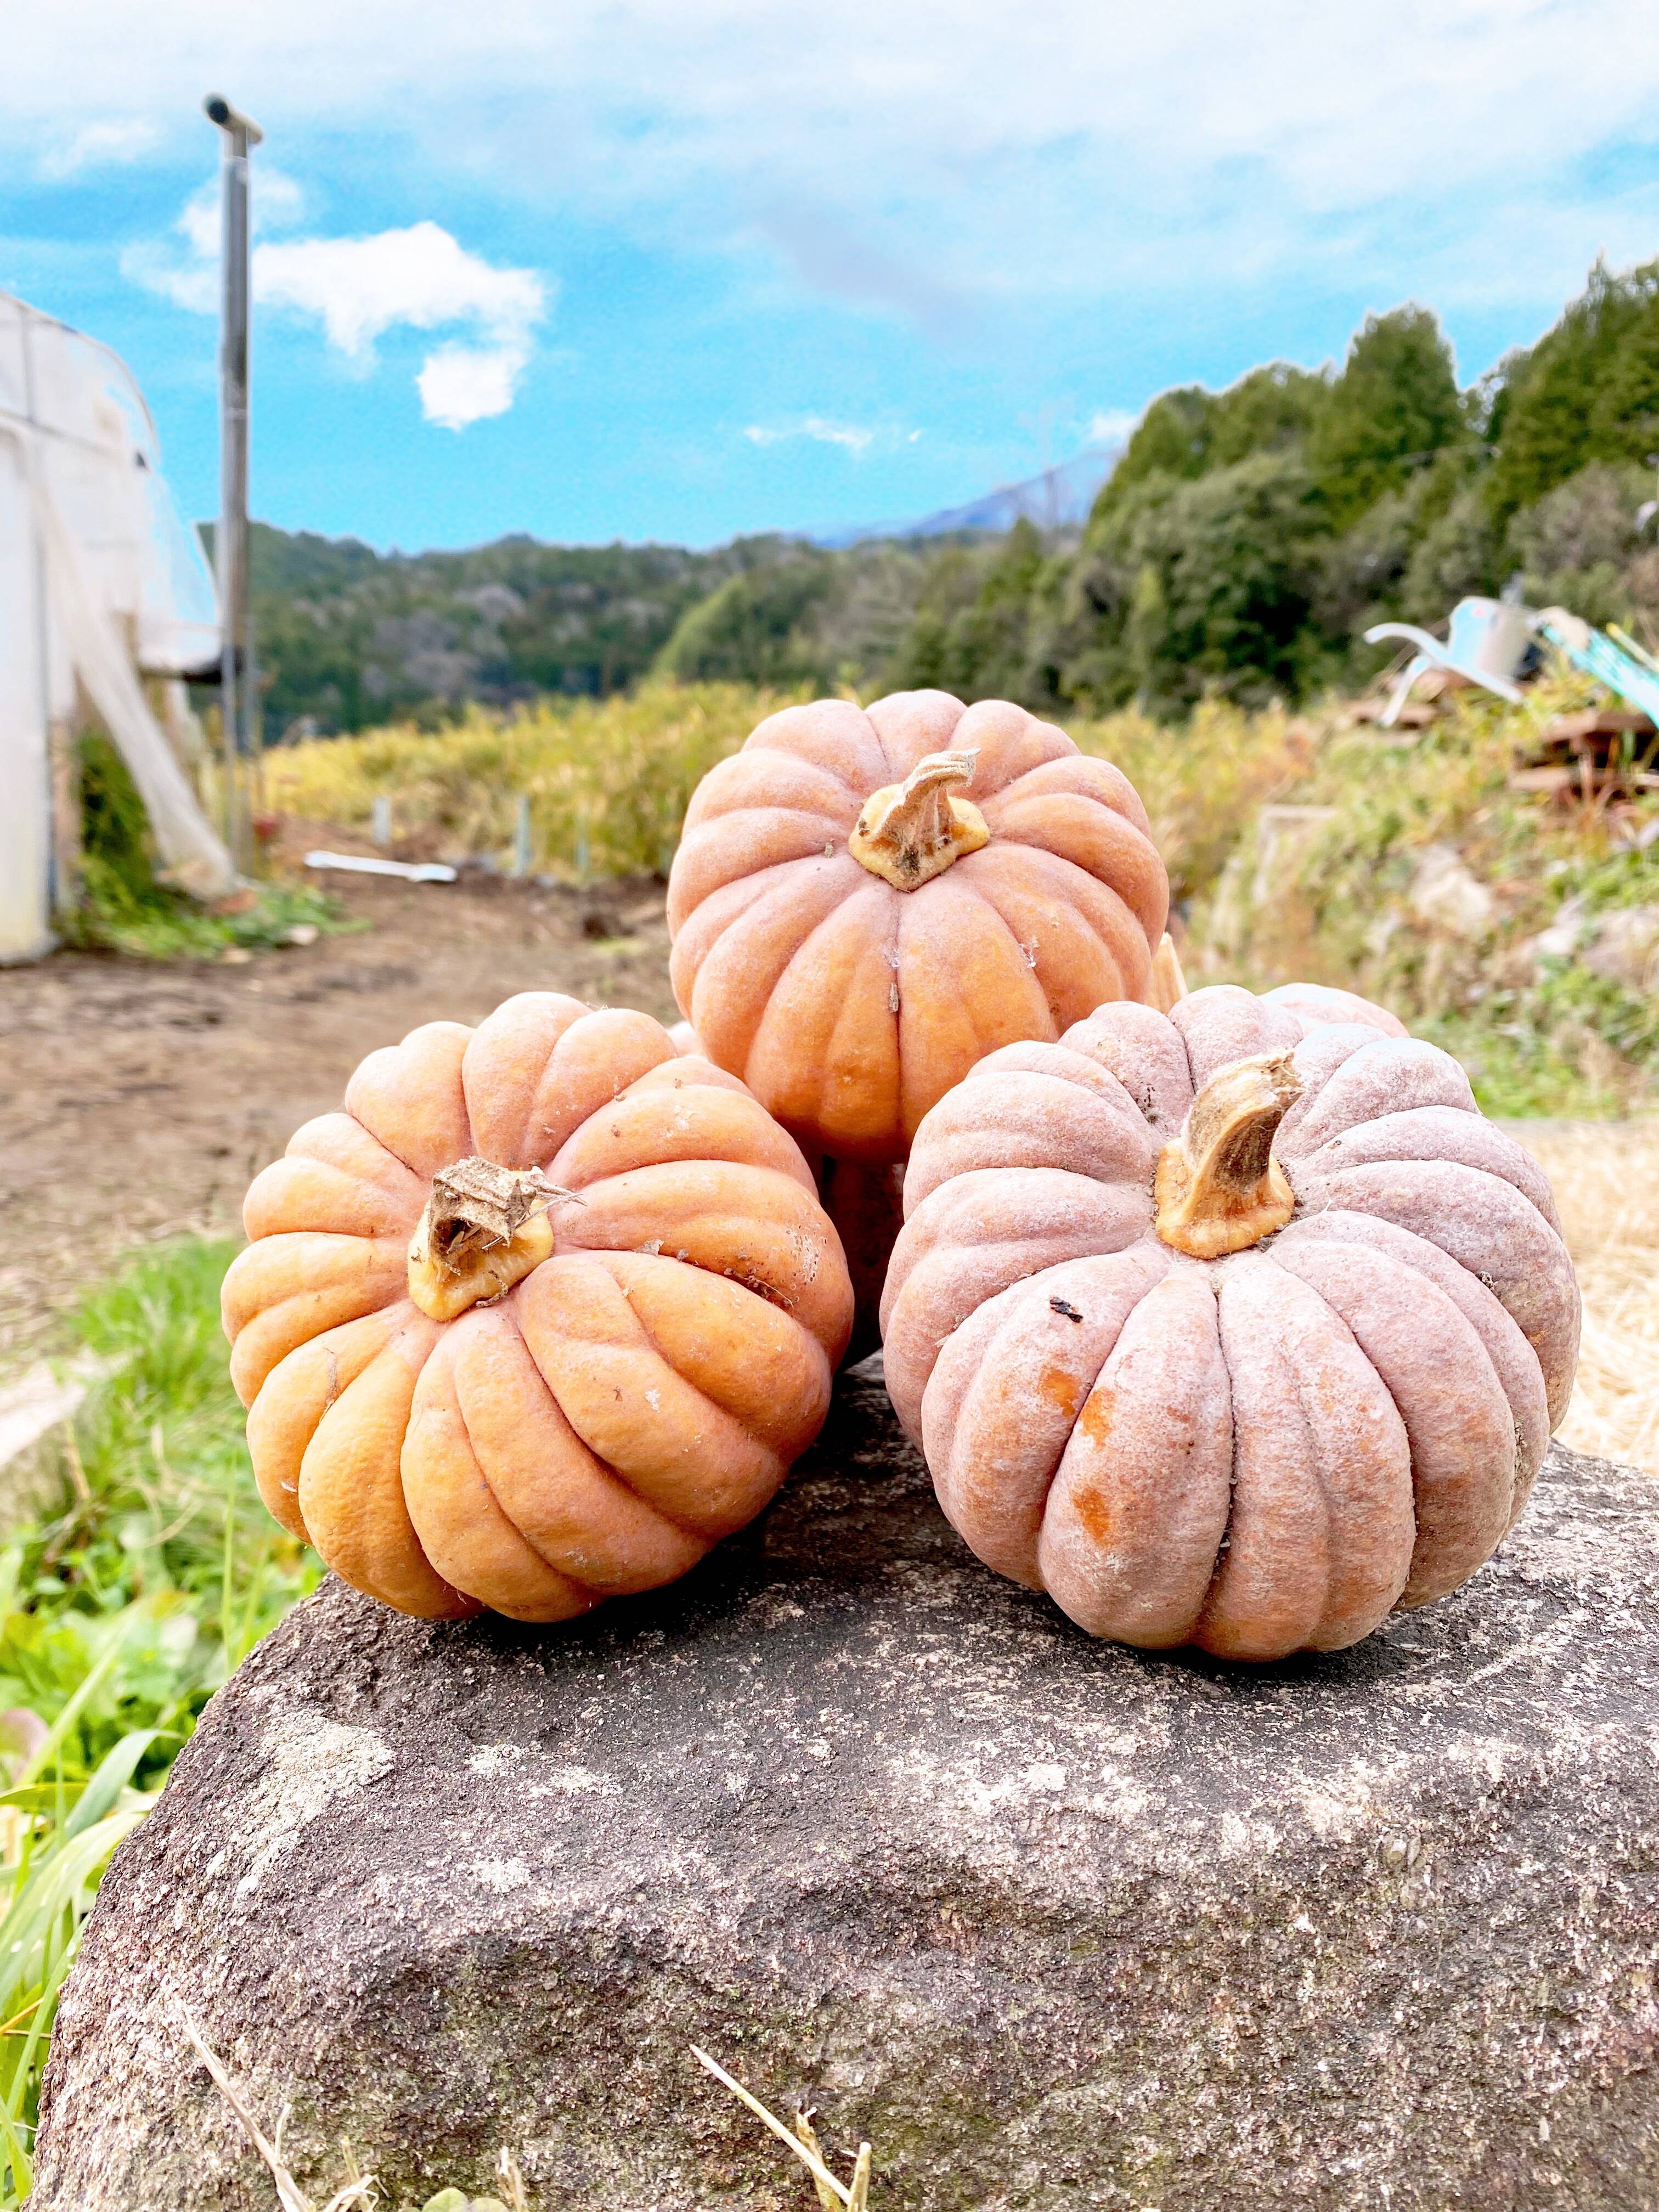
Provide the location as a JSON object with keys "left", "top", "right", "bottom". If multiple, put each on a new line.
{"left": 0, "top": 290, "right": 235, "bottom": 963}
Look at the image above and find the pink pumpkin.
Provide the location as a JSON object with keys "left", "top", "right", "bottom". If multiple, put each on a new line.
{"left": 881, "top": 984, "right": 1579, "bottom": 1661}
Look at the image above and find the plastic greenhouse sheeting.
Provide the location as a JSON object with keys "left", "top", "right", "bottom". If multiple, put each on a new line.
{"left": 0, "top": 292, "right": 234, "bottom": 961}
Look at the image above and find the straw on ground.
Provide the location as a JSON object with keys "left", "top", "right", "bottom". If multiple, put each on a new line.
{"left": 1511, "top": 1119, "right": 1659, "bottom": 1473}
{"left": 691, "top": 2044, "right": 873, "bottom": 2210}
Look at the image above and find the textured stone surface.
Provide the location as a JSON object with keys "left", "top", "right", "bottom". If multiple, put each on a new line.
{"left": 33, "top": 1360, "right": 1659, "bottom": 2212}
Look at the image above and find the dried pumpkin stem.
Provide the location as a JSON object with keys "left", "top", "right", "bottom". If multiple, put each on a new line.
{"left": 1154, "top": 1050, "right": 1302, "bottom": 1259}
{"left": 1143, "top": 931, "right": 1188, "bottom": 1014}
{"left": 848, "top": 748, "right": 990, "bottom": 889}
{"left": 407, "top": 1156, "right": 578, "bottom": 1322}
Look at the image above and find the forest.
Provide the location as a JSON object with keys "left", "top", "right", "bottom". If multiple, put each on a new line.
{"left": 245, "top": 255, "right": 1659, "bottom": 735}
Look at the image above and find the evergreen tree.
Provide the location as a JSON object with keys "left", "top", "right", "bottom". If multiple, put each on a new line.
{"left": 1309, "top": 306, "right": 1468, "bottom": 529}
{"left": 883, "top": 546, "right": 983, "bottom": 692}
{"left": 1076, "top": 455, "right": 1331, "bottom": 714}
{"left": 1484, "top": 259, "right": 1656, "bottom": 523}
{"left": 930, "top": 518, "right": 1051, "bottom": 703}
{"left": 1207, "top": 363, "right": 1328, "bottom": 467}
{"left": 1088, "top": 388, "right": 1216, "bottom": 526}
{"left": 1509, "top": 460, "right": 1649, "bottom": 628}
{"left": 655, "top": 556, "right": 836, "bottom": 686}
{"left": 1399, "top": 485, "right": 1502, "bottom": 625}
{"left": 1588, "top": 271, "right": 1659, "bottom": 472}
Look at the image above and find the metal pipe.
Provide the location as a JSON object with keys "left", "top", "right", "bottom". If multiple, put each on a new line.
{"left": 18, "top": 312, "right": 62, "bottom": 941}
{"left": 204, "top": 94, "right": 262, "bottom": 871}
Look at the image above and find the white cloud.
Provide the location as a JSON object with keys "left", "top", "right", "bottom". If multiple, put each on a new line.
{"left": 1086, "top": 409, "right": 1141, "bottom": 449}
{"left": 121, "top": 236, "right": 217, "bottom": 317}
{"left": 176, "top": 182, "right": 220, "bottom": 262}
{"left": 253, "top": 223, "right": 540, "bottom": 360}
{"left": 125, "top": 162, "right": 311, "bottom": 312}
{"left": 253, "top": 222, "right": 544, "bottom": 428}
{"left": 125, "top": 188, "right": 546, "bottom": 430}
{"left": 416, "top": 341, "right": 530, "bottom": 429}
{"left": 174, "top": 163, "right": 306, "bottom": 258}
{"left": 745, "top": 417, "right": 881, "bottom": 457}
{"left": 9, "top": 3, "right": 1659, "bottom": 334}
{"left": 752, "top": 199, "right": 980, "bottom": 337}
{"left": 39, "top": 117, "right": 160, "bottom": 180}
{"left": 746, "top": 417, "right": 926, "bottom": 458}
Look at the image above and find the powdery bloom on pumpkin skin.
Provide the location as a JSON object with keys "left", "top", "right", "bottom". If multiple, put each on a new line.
{"left": 665, "top": 690, "right": 1170, "bottom": 1169}
{"left": 882, "top": 981, "right": 1580, "bottom": 1663}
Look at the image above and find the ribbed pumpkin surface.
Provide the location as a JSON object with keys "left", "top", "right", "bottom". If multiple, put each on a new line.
{"left": 667, "top": 689, "right": 1169, "bottom": 1165}
{"left": 223, "top": 994, "right": 853, "bottom": 1621}
{"left": 881, "top": 983, "right": 1581, "bottom": 1660}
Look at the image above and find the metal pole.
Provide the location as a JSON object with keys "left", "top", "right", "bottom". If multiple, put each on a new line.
{"left": 19, "top": 313, "right": 63, "bottom": 934}
{"left": 204, "top": 94, "right": 262, "bottom": 872}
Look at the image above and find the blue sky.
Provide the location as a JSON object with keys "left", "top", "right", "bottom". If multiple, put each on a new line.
{"left": 6, "top": 2, "right": 1659, "bottom": 552}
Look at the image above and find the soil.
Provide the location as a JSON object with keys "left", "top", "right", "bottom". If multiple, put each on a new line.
{"left": 0, "top": 846, "right": 678, "bottom": 1362}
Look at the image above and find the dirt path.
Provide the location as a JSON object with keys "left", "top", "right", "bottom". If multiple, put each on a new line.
{"left": 0, "top": 861, "right": 676, "bottom": 1361}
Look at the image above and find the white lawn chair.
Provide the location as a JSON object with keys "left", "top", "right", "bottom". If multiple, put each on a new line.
{"left": 1365, "top": 596, "right": 1532, "bottom": 727}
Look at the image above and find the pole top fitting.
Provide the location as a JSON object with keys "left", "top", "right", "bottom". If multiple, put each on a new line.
{"left": 204, "top": 95, "right": 264, "bottom": 146}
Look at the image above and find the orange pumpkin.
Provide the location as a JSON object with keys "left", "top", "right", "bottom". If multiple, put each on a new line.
{"left": 667, "top": 690, "right": 1169, "bottom": 1166}
{"left": 669, "top": 1015, "right": 900, "bottom": 1365}
{"left": 223, "top": 994, "right": 854, "bottom": 1621}
{"left": 881, "top": 984, "right": 1580, "bottom": 1660}
{"left": 814, "top": 1156, "right": 906, "bottom": 1364}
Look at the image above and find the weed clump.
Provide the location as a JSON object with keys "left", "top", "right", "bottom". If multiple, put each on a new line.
{"left": 63, "top": 733, "right": 343, "bottom": 962}
{"left": 0, "top": 1239, "right": 318, "bottom": 2202}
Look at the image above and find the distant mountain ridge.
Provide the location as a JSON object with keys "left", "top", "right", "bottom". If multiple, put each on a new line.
{"left": 241, "top": 454, "right": 1121, "bottom": 734}
{"left": 815, "top": 447, "right": 1120, "bottom": 548}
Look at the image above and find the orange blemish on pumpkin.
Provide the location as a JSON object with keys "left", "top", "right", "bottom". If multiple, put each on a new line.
{"left": 1070, "top": 1484, "right": 1116, "bottom": 1546}
{"left": 1040, "top": 1364, "right": 1082, "bottom": 1418}
{"left": 1080, "top": 1385, "right": 1116, "bottom": 1447}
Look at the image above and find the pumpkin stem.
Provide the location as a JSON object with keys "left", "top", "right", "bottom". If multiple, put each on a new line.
{"left": 848, "top": 748, "right": 990, "bottom": 889}
{"left": 1144, "top": 931, "right": 1188, "bottom": 1013}
{"left": 407, "top": 1156, "right": 578, "bottom": 1322}
{"left": 1154, "top": 1050, "right": 1301, "bottom": 1259}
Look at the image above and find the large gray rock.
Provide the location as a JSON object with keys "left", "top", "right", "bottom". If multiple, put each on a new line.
{"left": 33, "top": 1361, "right": 1659, "bottom": 2212}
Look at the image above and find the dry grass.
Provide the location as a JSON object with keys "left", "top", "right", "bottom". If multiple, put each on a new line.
{"left": 1508, "top": 1119, "right": 1659, "bottom": 1473}
{"left": 262, "top": 683, "right": 1312, "bottom": 908}
{"left": 692, "top": 2046, "right": 872, "bottom": 2210}
{"left": 185, "top": 2009, "right": 535, "bottom": 2211}
{"left": 262, "top": 682, "right": 810, "bottom": 881}
{"left": 1069, "top": 697, "right": 1313, "bottom": 909}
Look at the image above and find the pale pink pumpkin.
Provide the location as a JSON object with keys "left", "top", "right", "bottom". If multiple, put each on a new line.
{"left": 880, "top": 983, "right": 1579, "bottom": 1661}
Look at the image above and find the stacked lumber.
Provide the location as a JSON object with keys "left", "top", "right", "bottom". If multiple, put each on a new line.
{"left": 1510, "top": 707, "right": 1659, "bottom": 800}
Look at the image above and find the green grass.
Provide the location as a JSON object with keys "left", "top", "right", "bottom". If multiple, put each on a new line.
{"left": 63, "top": 862, "right": 345, "bottom": 964}
{"left": 1418, "top": 1006, "right": 1627, "bottom": 1120}
{"left": 0, "top": 1240, "right": 318, "bottom": 2203}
